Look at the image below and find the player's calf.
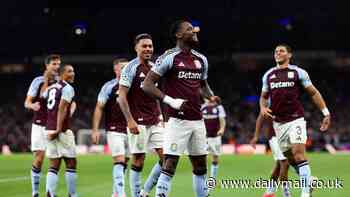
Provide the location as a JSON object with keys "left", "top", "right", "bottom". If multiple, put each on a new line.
{"left": 292, "top": 144, "right": 312, "bottom": 196}
{"left": 31, "top": 150, "right": 45, "bottom": 196}
{"left": 210, "top": 155, "right": 219, "bottom": 178}
{"left": 130, "top": 153, "right": 145, "bottom": 197}
{"left": 155, "top": 154, "right": 179, "bottom": 197}
{"left": 190, "top": 155, "right": 208, "bottom": 197}
{"left": 142, "top": 159, "right": 163, "bottom": 196}
{"left": 113, "top": 161, "right": 126, "bottom": 197}
{"left": 263, "top": 161, "right": 280, "bottom": 196}
{"left": 46, "top": 166, "right": 59, "bottom": 197}
{"left": 64, "top": 158, "right": 78, "bottom": 197}
{"left": 279, "top": 160, "right": 291, "bottom": 197}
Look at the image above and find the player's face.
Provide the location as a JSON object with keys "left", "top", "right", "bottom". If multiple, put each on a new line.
{"left": 209, "top": 100, "right": 217, "bottom": 106}
{"left": 135, "top": 39, "right": 153, "bottom": 61}
{"left": 114, "top": 61, "right": 128, "bottom": 79}
{"left": 46, "top": 59, "right": 61, "bottom": 75}
{"left": 63, "top": 66, "right": 75, "bottom": 83}
{"left": 274, "top": 46, "right": 291, "bottom": 65}
{"left": 178, "top": 22, "right": 199, "bottom": 45}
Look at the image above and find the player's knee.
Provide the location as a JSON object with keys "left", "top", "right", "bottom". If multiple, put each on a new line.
{"left": 162, "top": 154, "right": 179, "bottom": 175}
{"left": 293, "top": 152, "right": 306, "bottom": 162}
{"left": 131, "top": 164, "right": 143, "bottom": 172}
{"left": 33, "top": 158, "right": 44, "bottom": 168}
{"left": 193, "top": 167, "right": 207, "bottom": 176}
{"left": 65, "top": 159, "right": 77, "bottom": 169}
{"left": 112, "top": 155, "right": 126, "bottom": 164}
{"left": 212, "top": 156, "right": 219, "bottom": 165}
{"left": 114, "top": 161, "right": 127, "bottom": 169}
{"left": 132, "top": 153, "right": 145, "bottom": 167}
{"left": 50, "top": 162, "right": 60, "bottom": 169}
{"left": 33, "top": 151, "right": 45, "bottom": 166}
{"left": 280, "top": 159, "right": 289, "bottom": 168}
{"left": 279, "top": 160, "right": 289, "bottom": 175}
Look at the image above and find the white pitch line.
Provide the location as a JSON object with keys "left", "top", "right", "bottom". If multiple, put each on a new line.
{"left": 0, "top": 176, "right": 29, "bottom": 183}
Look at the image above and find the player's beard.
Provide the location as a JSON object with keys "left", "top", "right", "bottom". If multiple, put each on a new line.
{"left": 276, "top": 58, "right": 287, "bottom": 66}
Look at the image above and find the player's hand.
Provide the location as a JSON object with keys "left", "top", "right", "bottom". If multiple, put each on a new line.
{"left": 260, "top": 107, "right": 273, "bottom": 119}
{"left": 163, "top": 95, "right": 186, "bottom": 110}
{"left": 31, "top": 102, "right": 41, "bottom": 111}
{"left": 128, "top": 119, "right": 140, "bottom": 135}
{"left": 159, "top": 121, "right": 165, "bottom": 128}
{"left": 210, "top": 96, "right": 221, "bottom": 104}
{"left": 250, "top": 136, "right": 258, "bottom": 146}
{"left": 48, "top": 130, "right": 59, "bottom": 141}
{"left": 320, "top": 115, "right": 331, "bottom": 132}
{"left": 171, "top": 98, "right": 186, "bottom": 110}
{"left": 217, "top": 130, "right": 224, "bottom": 136}
{"left": 91, "top": 130, "right": 101, "bottom": 144}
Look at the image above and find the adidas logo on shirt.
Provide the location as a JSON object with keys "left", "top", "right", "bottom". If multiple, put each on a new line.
{"left": 139, "top": 72, "right": 146, "bottom": 78}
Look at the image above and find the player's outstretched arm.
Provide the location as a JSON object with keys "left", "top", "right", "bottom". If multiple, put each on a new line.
{"left": 250, "top": 113, "right": 265, "bottom": 145}
{"left": 117, "top": 85, "right": 139, "bottom": 134}
{"left": 305, "top": 85, "right": 331, "bottom": 131}
{"left": 91, "top": 102, "right": 104, "bottom": 144}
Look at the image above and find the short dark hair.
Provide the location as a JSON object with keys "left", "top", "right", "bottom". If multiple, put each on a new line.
{"left": 276, "top": 43, "right": 292, "bottom": 53}
{"left": 59, "top": 64, "right": 72, "bottom": 75}
{"left": 113, "top": 58, "right": 128, "bottom": 65}
{"left": 134, "top": 33, "right": 152, "bottom": 45}
{"left": 44, "top": 54, "right": 61, "bottom": 65}
{"left": 169, "top": 19, "right": 188, "bottom": 41}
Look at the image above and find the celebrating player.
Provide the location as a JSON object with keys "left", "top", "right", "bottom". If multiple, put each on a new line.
{"left": 91, "top": 58, "right": 129, "bottom": 197}
{"left": 118, "top": 33, "right": 164, "bottom": 197}
{"left": 142, "top": 19, "right": 220, "bottom": 197}
{"left": 260, "top": 44, "right": 331, "bottom": 197}
{"left": 45, "top": 64, "right": 78, "bottom": 197}
{"left": 24, "top": 54, "right": 61, "bottom": 197}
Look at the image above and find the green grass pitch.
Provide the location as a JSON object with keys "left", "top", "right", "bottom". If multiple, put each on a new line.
{"left": 0, "top": 153, "right": 348, "bottom": 196}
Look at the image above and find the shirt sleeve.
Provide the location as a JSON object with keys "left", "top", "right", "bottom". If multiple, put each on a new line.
{"left": 97, "top": 83, "right": 112, "bottom": 104}
{"left": 297, "top": 68, "right": 313, "bottom": 88}
{"left": 119, "top": 63, "right": 136, "bottom": 88}
{"left": 218, "top": 105, "right": 226, "bottom": 118}
{"left": 26, "top": 77, "right": 42, "bottom": 97}
{"left": 201, "top": 56, "right": 209, "bottom": 80}
{"left": 61, "top": 85, "right": 75, "bottom": 103}
{"left": 261, "top": 72, "right": 269, "bottom": 92}
{"left": 152, "top": 53, "right": 174, "bottom": 77}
